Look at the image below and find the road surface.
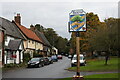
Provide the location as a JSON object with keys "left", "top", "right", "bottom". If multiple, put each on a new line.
{"left": 2, "top": 56, "right": 117, "bottom": 80}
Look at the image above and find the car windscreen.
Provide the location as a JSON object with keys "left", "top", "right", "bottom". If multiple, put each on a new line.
{"left": 73, "top": 56, "right": 84, "bottom": 60}
{"left": 51, "top": 56, "right": 56, "bottom": 58}
{"left": 31, "top": 58, "right": 40, "bottom": 61}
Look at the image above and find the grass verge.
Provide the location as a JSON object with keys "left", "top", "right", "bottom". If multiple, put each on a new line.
{"left": 68, "top": 57, "right": 119, "bottom": 72}
{"left": 57, "top": 73, "right": 119, "bottom": 80}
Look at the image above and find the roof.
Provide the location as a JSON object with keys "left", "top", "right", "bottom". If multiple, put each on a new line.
{"left": 0, "top": 17, "right": 24, "bottom": 39}
{"left": 34, "top": 30, "right": 51, "bottom": 47}
{"left": 14, "top": 22, "right": 43, "bottom": 43}
{"left": 8, "top": 39, "right": 22, "bottom": 50}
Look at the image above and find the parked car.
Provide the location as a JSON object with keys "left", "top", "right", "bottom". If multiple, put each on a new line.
{"left": 48, "top": 57, "right": 53, "bottom": 64}
{"left": 51, "top": 55, "right": 58, "bottom": 62}
{"left": 68, "top": 55, "right": 72, "bottom": 59}
{"left": 27, "top": 57, "right": 44, "bottom": 68}
{"left": 57, "top": 55, "right": 62, "bottom": 59}
{"left": 43, "top": 57, "right": 50, "bottom": 65}
{"left": 65, "top": 54, "right": 68, "bottom": 57}
{"left": 71, "top": 54, "right": 86, "bottom": 67}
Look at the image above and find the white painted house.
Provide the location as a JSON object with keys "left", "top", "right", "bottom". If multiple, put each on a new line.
{"left": 0, "top": 17, "right": 25, "bottom": 64}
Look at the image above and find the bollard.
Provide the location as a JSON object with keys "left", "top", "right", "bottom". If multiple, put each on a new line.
{"left": 72, "top": 75, "right": 84, "bottom": 80}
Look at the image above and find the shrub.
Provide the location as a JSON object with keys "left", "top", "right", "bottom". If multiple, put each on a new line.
{"left": 23, "top": 53, "right": 31, "bottom": 62}
{"left": 33, "top": 52, "right": 43, "bottom": 57}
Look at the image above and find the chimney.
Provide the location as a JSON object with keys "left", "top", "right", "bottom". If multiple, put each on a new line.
{"left": 14, "top": 13, "right": 21, "bottom": 25}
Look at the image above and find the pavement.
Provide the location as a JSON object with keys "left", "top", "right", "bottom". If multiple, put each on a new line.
{"left": 2, "top": 56, "right": 118, "bottom": 80}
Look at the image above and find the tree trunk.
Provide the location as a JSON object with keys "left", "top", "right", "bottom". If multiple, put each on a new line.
{"left": 105, "top": 55, "right": 109, "bottom": 65}
{"left": 105, "top": 51, "right": 110, "bottom": 65}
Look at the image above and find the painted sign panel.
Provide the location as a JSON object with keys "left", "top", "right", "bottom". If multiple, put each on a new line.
{"left": 69, "top": 9, "right": 86, "bottom": 32}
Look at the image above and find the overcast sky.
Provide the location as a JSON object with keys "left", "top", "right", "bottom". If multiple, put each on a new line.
{"left": 0, "top": 0, "right": 119, "bottom": 40}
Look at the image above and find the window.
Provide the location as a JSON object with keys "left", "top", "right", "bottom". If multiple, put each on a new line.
{"left": 5, "top": 36, "right": 7, "bottom": 42}
{"left": 36, "top": 42, "right": 38, "bottom": 45}
{"left": 29, "top": 40, "right": 30, "bottom": 43}
{"left": 32, "top": 41, "right": 34, "bottom": 44}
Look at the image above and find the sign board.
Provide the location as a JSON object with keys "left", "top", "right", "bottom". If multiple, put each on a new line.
{"left": 69, "top": 9, "right": 86, "bottom": 32}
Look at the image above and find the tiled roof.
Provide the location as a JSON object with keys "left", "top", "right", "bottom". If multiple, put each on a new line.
{"left": 14, "top": 22, "right": 43, "bottom": 43}
{"left": 8, "top": 40, "right": 22, "bottom": 50}
{"left": 34, "top": 30, "right": 51, "bottom": 47}
{"left": 0, "top": 17, "right": 24, "bottom": 39}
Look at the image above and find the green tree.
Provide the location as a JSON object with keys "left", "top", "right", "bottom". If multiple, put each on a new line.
{"left": 35, "top": 24, "right": 45, "bottom": 32}
{"left": 69, "top": 12, "right": 101, "bottom": 54}
{"left": 88, "top": 18, "right": 119, "bottom": 65}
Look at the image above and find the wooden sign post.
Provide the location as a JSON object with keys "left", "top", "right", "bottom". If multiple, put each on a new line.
{"left": 69, "top": 9, "right": 86, "bottom": 80}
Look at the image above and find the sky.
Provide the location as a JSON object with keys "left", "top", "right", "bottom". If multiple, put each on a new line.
{"left": 0, "top": 0, "right": 119, "bottom": 40}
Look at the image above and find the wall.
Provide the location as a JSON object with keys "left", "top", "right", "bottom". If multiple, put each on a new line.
{"left": 0, "top": 30, "right": 2, "bottom": 67}
{"left": 36, "top": 42, "right": 43, "bottom": 50}
{"left": 5, "top": 36, "right": 14, "bottom": 46}
{"left": 28, "top": 40, "right": 35, "bottom": 49}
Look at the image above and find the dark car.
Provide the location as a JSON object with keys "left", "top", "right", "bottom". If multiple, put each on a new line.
{"left": 43, "top": 57, "right": 50, "bottom": 65}
{"left": 48, "top": 57, "right": 53, "bottom": 64}
{"left": 51, "top": 55, "right": 58, "bottom": 62}
{"left": 57, "top": 55, "right": 62, "bottom": 59}
{"left": 27, "top": 57, "right": 44, "bottom": 68}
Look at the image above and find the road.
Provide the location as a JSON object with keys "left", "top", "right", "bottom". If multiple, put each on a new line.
{"left": 3, "top": 56, "right": 75, "bottom": 78}
{"left": 2, "top": 56, "right": 117, "bottom": 80}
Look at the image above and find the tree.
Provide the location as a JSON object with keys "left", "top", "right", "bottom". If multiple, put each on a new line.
{"left": 35, "top": 24, "right": 45, "bottom": 32}
{"left": 88, "top": 18, "right": 119, "bottom": 65}
{"left": 44, "top": 28, "right": 58, "bottom": 46}
{"left": 44, "top": 28, "right": 69, "bottom": 54}
{"left": 69, "top": 12, "right": 101, "bottom": 54}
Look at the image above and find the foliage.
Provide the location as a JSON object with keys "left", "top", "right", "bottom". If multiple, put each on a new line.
{"left": 69, "top": 12, "right": 101, "bottom": 53}
{"left": 88, "top": 18, "right": 119, "bottom": 56}
{"left": 23, "top": 53, "right": 31, "bottom": 62}
{"left": 31, "top": 24, "right": 70, "bottom": 54}
{"left": 33, "top": 52, "right": 43, "bottom": 57}
{"left": 4, "top": 63, "right": 26, "bottom": 68}
{"left": 35, "top": 24, "right": 45, "bottom": 32}
{"left": 86, "top": 12, "right": 100, "bottom": 29}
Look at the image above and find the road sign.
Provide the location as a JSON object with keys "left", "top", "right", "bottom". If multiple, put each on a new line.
{"left": 69, "top": 9, "right": 86, "bottom": 32}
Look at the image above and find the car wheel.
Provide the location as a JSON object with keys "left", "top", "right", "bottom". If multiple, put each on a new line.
{"left": 71, "top": 64, "right": 74, "bottom": 67}
{"left": 38, "top": 64, "right": 42, "bottom": 68}
{"left": 51, "top": 61, "right": 53, "bottom": 64}
{"left": 42, "top": 64, "right": 44, "bottom": 67}
{"left": 27, "top": 66, "right": 30, "bottom": 68}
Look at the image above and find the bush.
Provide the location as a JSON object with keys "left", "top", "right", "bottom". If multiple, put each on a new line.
{"left": 23, "top": 53, "right": 31, "bottom": 62}
{"left": 4, "top": 63, "right": 26, "bottom": 68}
{"left": 33, "top": 52, "right": 43, "bottom": 57}
{"left": 4, "top": 63, "right": 15, "bottom": 68}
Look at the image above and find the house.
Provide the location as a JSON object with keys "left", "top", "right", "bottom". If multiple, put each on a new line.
{"left": 7, "top": 40, "right": 24, "bottom": 64}
{"left": 52, "top": 47, "right": 58, "bottom": 55}
{"left": 0, "top": 25, "right": 5, "bottom": 67}
{"left": 0, "top": 17, "right": 25, "bottom": 64}
{"left": 13, "top": 14, "right": 44, "bottom": 57}
{"left": 30, "top": 27, "right": 52, "bottom": 56}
